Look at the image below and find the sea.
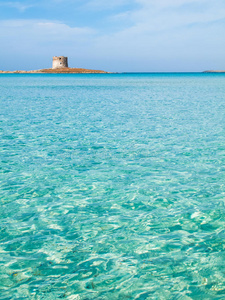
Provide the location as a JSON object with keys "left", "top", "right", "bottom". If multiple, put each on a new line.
{"left": 1, "top": 73, "right": 225, "bottom": 299}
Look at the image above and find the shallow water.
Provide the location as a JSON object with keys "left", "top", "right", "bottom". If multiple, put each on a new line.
{"left": 1, "top": 73, "right": 225, "bottom": 299}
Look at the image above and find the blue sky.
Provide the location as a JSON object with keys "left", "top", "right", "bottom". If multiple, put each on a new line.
{"left": 0, "top": 0, "right": 225, "bottom": 71}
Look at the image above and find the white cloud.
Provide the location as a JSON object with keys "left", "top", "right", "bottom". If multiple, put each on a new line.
{"left": 82, "top": 0, "right": 132, "bottom": 10}
{"left": 0, "top": 19, "right": 95, "bottom": 40}
{"left": 0, "top": 1, "right": 33, "bottom": 12}
{"left": 112, "top": 0, "right": 225, "bottom": 32}
{"left": 0, "top": 19, "right": 96, "bottom": 70}
{"left": 87, "top": 0, "right": 225, "bottom": 71}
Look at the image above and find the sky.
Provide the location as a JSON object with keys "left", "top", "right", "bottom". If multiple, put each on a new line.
{"left": 0, "top": 0, "right": 225, "bottom": 72}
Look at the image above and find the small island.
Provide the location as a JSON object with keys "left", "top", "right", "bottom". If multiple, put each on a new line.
{"left": 0, "top": 56, "right": 108, "bottom": 74}
{"left": 203, "top": 70, "right": 225, "bottom": 73}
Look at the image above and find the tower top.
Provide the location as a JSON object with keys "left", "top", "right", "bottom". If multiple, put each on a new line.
{"left": 52, "top": 56, "right": 68, "bottom": 69}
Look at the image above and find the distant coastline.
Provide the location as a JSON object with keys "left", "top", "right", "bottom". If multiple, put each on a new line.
{"left": 203, "top": 70, "right": 225, "bottom": 73}
{"left": 1, "top": 68, "right": 225, "bottom": 74}
{"left": 0, "top": 67, "right": 108, "bottom": 74}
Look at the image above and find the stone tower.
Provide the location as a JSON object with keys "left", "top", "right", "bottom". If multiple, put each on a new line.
{"left": 52, "top": 56, "right": 68, "bottom": 69}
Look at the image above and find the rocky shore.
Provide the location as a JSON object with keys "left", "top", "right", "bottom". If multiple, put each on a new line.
{"left": 0, "top": 67, "right": 108, "bottom": 74}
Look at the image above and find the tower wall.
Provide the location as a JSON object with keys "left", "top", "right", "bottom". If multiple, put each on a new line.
{"left": 52, "top": 56, "right": 68, "bottom": 69}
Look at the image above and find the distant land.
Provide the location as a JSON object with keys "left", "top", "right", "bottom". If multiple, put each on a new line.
{"left": 0, "top": 67, "right": 108, "bottom": 74}
{"left": 203, "top": 70, "right": 225, "bottom": 73}
{"left": 1, "top": 69, "right": 225, "bottom": 74}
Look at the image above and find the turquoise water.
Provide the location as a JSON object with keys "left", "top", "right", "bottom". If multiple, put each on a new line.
{"left": 1, "top": 73, "right": 225, "bottom": 299}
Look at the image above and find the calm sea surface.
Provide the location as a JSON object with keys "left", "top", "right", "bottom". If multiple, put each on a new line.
{"left": 1, "top": 73, "right": 225, "bottom": 299}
